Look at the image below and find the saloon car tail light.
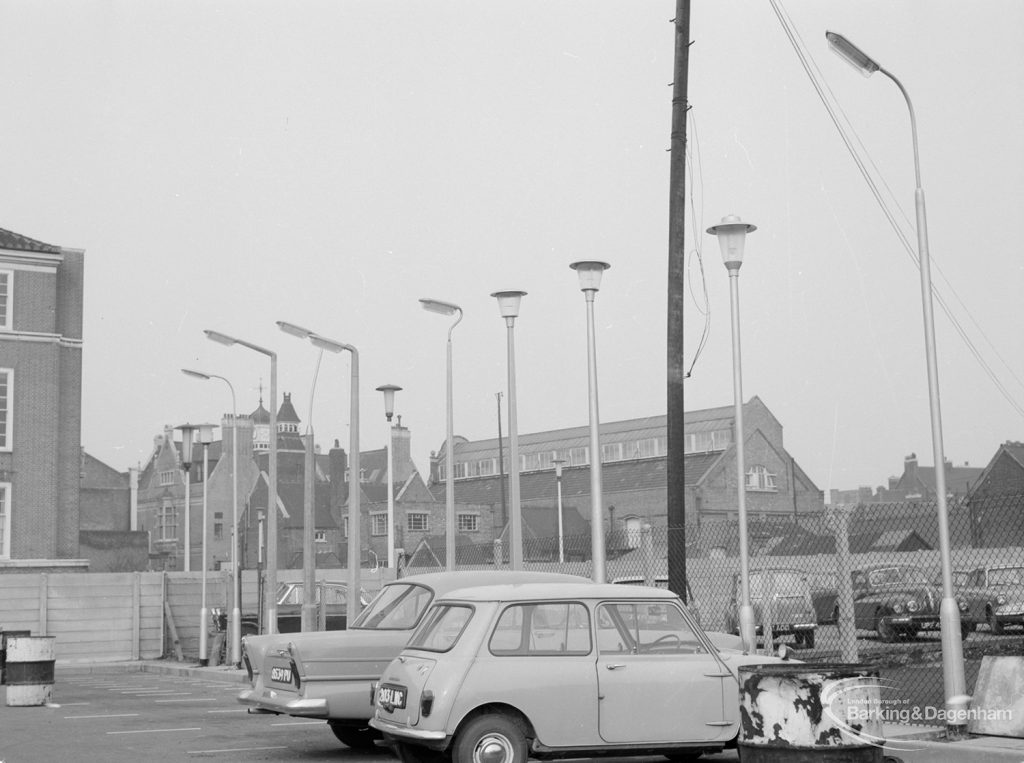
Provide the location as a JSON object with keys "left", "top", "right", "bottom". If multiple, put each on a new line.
{"left": 420, "top": 689, "right": 434, "bottom": 717}
{"left": 290, "top": 659, "right": 302, "bottom": 690}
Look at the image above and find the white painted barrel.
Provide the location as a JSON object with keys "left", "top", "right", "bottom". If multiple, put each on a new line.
{"left": 4, "top": 636, "right": 56, "bottom": 707}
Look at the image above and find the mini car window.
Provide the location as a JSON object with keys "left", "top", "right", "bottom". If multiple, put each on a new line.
{"left": 489, "top": 602, "right": 591, "bottom": 656}
{"left": 352, "top": 583, "right": 433, "bottom": 630}
{"left": 597, "top": 601, "right": 699, "bottom": 655}
{"left": 409, "top": 604, "right": 473, "bottom": 652}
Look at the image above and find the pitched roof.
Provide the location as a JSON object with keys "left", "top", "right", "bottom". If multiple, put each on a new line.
{"left": 277, "top": 393, "right": 301, "bottom": 424}
{"left": 0, "top": 227, "right": 60, "bottom": 254}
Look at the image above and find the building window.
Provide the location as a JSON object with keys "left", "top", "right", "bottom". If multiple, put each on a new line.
{"left": 685, "top": 429, "right": 731, "bottom": 454}
{"left": 475, "top": 458, "right": 496, "bottom": 477}
{"left": 371, "top": 513, "right": 388, "bottom": 537}
{"left": 0, "top": 483, "right": 10, "bottom": 558}
{"left": 568, "top": 447, "right": 589, "bottom": 466}
{"left": 520, "top": 452, "right": 543, "bottom": 472}
{"left": 407, "top": 512, "right": 429, "bottom": 532}
{"left": 633, "top": 438, "right": 661, "bottom": 459}
{"left": 601, "top": 442, "right": 623, "bottom": 462}
{"left": 0, "top": 271, "right": 10, "bottom": 329}
{"left": 457, "top": 513, "right": 479, "bottom": 532}
{"left": 452, "top": 462, "right": 468, "bottom": 479}
{"left": 746, "top": 465, "right": 777, "bottom": 491}
{"left": 158, "top": 499, "right": 177, "bottom": 542}
{"left": 315, "top": 530, "right": 327, "bottom": 543}
{"left": 159, "top": 470, "right": 176, "bottom": 486}
{"left": 0, "top": 369, "right": 10, "bottom": 451}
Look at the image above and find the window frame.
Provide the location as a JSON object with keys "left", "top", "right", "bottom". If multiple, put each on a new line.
{"left": 371, "top": 512, "right": 388, "bottom": 537}
{"left": 0, "top": 482, "right": 10, "bottom": 558}
{"left": 0, "top": 368, "right": 11, "bottom": 452}
{"left": 407, "top": 512, "right": 429, "bottom": 532}
{"left": 0, "top": 270, "right": 11, "bottom": 330}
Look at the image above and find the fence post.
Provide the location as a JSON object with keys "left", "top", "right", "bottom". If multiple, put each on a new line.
{"left": 132, "top": 572, "right": 141, "bottom": 660}
{"left": 493, "top": 539, "right": 504, "bottom": 568}
{"left": 37, "top": 574, "right": 48, "bottom": 635}
{"left": 826, "top": 504, "right": 859, "bottom": 663}
{"left": 641, "top": 525, "right": 654, "bottom": 586}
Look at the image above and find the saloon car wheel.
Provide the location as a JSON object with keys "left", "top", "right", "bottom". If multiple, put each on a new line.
{"left": 875, "top": 613, "right": 898, "bottom": 643}
{"left": 454, "top": 713, "right": 529, "bottom": 763}
{"left": 328, "top": 721, "right": 382, "bottom": 750}
{"left": 988, "top": 609, "right": 1005, "bottom": 635}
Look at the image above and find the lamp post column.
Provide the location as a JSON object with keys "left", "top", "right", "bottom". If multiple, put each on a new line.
{"left": 376, "top": 385, "right": 402, "bottom": 570}
{"left": 198, "top": 425, "right": 214, "bottom": 665}
{"left": 554, "top": 459, "right": 566, "bottom": 564}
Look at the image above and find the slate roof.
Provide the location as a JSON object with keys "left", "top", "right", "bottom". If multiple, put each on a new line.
{"left": 0, "top": 227, "right": 60, "bottom": 253}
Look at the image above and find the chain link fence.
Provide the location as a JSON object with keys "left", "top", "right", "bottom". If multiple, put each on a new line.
{"left": 406, "top": 492, "right": 1024, "bottom": 724}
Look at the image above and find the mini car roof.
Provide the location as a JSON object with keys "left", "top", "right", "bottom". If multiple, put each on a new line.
{"left": 439, "top": 582, "right": 679, "bottom": 602}
{"left": 385, "top": 570, "right": 592, "bottom": 592}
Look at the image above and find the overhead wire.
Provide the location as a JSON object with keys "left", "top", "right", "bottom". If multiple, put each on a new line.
{"left": 683, "top": 112, "right": 712, "bottom": 379}
{"left": 770, "top": 0, "right": 1024, "bottom": 420}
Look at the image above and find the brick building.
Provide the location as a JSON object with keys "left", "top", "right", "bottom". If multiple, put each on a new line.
{"left": 0, "top": 227, "right": 84, "bottom": 563}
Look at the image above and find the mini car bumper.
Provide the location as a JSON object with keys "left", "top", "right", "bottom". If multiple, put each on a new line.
{"left": 237, "top": 687, "right": 328, "bottom": 716}
{"left": 370, "top": 716, "right": 448, "bottom": 744}
{"left": 993, "top": 606, "right": 1024, "bottom": 619}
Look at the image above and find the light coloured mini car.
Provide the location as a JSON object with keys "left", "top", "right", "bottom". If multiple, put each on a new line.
{"left": 957, "top": 565, "right": 1024, "bottom": 634}
{"left": 370, "top": 582, "right": 792, "bottom": 762}
{"left": 237, "top": 570, "right": 591, "bottom": 750}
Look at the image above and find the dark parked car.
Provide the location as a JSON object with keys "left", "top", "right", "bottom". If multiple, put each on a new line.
{"left": 816, "top": 564, "right": 973, "bottom": 643}
{"left": 956, "top": 565, "right": 1024, "bottom": 634}
{"left": 215, "top": 581, "right": 370, "bottom": 638}
{"left": 722, "top": 568, "right": 817, "bottom": 648}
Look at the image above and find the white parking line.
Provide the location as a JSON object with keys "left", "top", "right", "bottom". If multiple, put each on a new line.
{"left": 270, "top": 720, "right": 322, "bottom": 726}
{"left": 186, "top": 746, "right": 288, "bottom": 754}
{"left": 107, "top": 727, "right": 202, "bottom": 735}
{"left": 131, "top": 691, "right": 192, "bottom": 696}
{"left": 207, "top": 708, "right": 249, "bottom": 714}
{"left": 65, "top": 713, "right": 140, "bottom": 719}
{"left": 154, "top": 698, "right": 218, "bottom": 703}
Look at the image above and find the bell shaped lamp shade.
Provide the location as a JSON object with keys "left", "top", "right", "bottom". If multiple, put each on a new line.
{"left": 707, "top": 215, "right": 757, "bottom": 270}
{"left": 570, "top": 261, "right": 611, "bottom": 292}
{"left": 376, "top": 384, "right": 402, "bottom": 421}
{"left": 491, "top": 291, "right": 527, "bottom": 319}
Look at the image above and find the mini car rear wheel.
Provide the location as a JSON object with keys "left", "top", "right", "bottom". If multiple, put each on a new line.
{"left": 988, "top": 608, "right": 1005, "bottom": 635}
{"left": 328, "top": 721, "right": 381, "bottom": 750}
{"left": 454, "top": 713, "right": 529, "bottom": 763}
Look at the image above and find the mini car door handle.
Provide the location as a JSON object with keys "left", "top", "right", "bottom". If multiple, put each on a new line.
{"left": 605, "top": 663, "right": 626, "bottom": 670}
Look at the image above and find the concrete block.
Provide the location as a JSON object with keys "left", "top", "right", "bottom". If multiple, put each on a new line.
{"left": 969, "top": 655, "right": 1024, "bottom": 737}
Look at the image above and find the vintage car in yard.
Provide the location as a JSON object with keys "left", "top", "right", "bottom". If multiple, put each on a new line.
{"left": 216, "top": 581, "right": 371, "bottom": 638}
{"left": 237, "top": 570, "right": 591, "bottom": 750}
{"left": 722, "top": 568, "right": 817, "bottom": 648}
{"left": 370, "top": 582, "right": 794, "bottom": 763}
{"left": 814, "top": 564, "right": 973, "bottom": 642}
{"left": 956, "top": 565, "right": 1024, "bottom": 634}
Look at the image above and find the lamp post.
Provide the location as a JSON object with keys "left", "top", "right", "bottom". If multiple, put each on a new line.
{"left": 275, "top": 323, "right": 363, "bottom": 621}
{"left": 570, "top": 261, "right": 611, "bottom": 583}
{"left": 706, "top": 215, "right": 757, "bottom": 653}
{"left": 553, "top": 459, "right": 567, "bottom": 564}
{"left": 205, "top": 330, "right": 279, "bottom": 635}
{"left": 277, "top": 321, "right": 327, "bottom": 632}
{"left": 182, "top": 369, "right": 242, "bottom": 666}
{"left": 197, "top": 422, "right": 216, "bottom": 665}
{"left": 826, "top": 30, "right": 968, "bottom": 734}
{"left": 375, "top": 384, "right": 402, "bottom": 569}
{"left": 175, "top": 424, "right": 198, "bottom": 572}
{"left": 491, "top": 291, "right": 527, "bottom": 570}
{"left": 419, "top": 298, "right": 463, "bottom": 570}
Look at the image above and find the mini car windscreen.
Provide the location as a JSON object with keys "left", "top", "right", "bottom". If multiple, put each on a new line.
{"left": 489, "top": 602, "right": 592, "bottom": 656}
{"left": 408, "top": 604, "right": 473, "bottom": 651}
{"left": 351, "top": 583, "right": 433, "bottom": 630}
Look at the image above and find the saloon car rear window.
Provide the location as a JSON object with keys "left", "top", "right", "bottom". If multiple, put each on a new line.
{"left": 409, "top": 604, "right": 473, "bottom": 652}
{"left": 352, "top": 583, "right": 433, "bottom": 630}
{"left": 489, "top": 602, "right": 592, "bottom": 656}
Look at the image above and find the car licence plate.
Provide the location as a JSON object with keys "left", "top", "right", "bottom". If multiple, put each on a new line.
{"left": 270, "top": 666, "right": 293, "bottom": 684}
{"left": 378, "top": 684, "right": 407, "bottom": 710}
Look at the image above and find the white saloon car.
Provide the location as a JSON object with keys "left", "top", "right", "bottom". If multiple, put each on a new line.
{"left": 370, "top": 582, "right": 791, "bottom": 762}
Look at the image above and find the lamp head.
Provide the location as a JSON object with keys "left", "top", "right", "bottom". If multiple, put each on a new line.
{"left": 176, "top": 423, "right": 198, "bottom": 467}
{"left": 553, "top": 458, "right": 566, "bottom": 477}
{"left": 198, "top": 423, "right": 216, "bottom": 445}
{"left": 204, "top": 330, "right": 238, "bottom": 346}
{"left": 491, "top": 290, "right": 527, "bottom": 319}
{"left": 181, "top": 368, "right": 211, "bottom": 381}
{"left": 707, "top": 215, "right": 757, "bottom": 270}
{"left": 309, "top": 334, "right": 349, "bottom": 354}
{"left": 419, "top": 298, "right": 462, "bottom": 316}
{"left": 570, "top": 261, "right": 611, "bottom": 292}
{"left": 276, "top": 321, "right": 315, "bottom": 339}
{"left": 376, "top": 384, "right": 402, "bottom": 421}
{"left": 826, "top": 31, "right": 880, "bottom": 77}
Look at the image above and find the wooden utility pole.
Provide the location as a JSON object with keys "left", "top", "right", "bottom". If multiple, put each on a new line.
{"left": 667, "top": 0, "right": 691, "bottom": 602}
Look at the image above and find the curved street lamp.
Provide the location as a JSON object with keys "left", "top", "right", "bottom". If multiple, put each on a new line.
{"left": 826, "top": 30, "right": 967, "bottom": 734}
{"left": 419, "top": 298, "right": 463, "bottom": 569}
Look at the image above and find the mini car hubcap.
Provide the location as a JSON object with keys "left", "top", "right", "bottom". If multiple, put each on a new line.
{"left": 475, "top": 733, "right": 514, "bottom": 763}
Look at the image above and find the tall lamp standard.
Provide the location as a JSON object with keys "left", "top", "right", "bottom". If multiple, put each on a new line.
{"left": 553, "top": 459, "right": 567, "bottom": 564}
{"left": 181, "top": 369, "right": 242, "bottom": 666}
{"left": 419, "top": 298, "right": 463, "bottom": 570}
{"left": 175, "top": 423, "right": 198, "bottom": 572}
{"left": 826, "top": 30, "right": 968, "bottom": 733}
{"left": 197, "top": 422, "right": 216, "bottom": 665}
{"left": 707, "top": 215, "right": 758, "bottom": 653}
{"left": 276, "top": 324, "right": 363, "bottom": 621}
{"left": 376, "top": 385, "right": 402, "bottom": 569}
{"left": 570, "top": 261, "right": 610, "bottom": 583}
{"left": 205, "top": 330, "right": 279, "bottom": 635}
{"left": 491, "top": 291, "right": 527, "bottom": 570}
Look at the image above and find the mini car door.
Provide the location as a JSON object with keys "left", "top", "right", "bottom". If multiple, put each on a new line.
{"left": 595, "top": 600, "right": 733, "bottom": 744}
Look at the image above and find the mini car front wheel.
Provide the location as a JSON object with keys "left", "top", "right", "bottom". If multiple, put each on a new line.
{"left": 454, "top": 713, "right": 529, "bottom": 763}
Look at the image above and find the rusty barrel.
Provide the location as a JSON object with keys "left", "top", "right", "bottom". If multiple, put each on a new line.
{"left": 4, "top": 636, "right": 56, "bottom": 706}
{"left": 738, "top": 663, "right": 885, "bottom": 762}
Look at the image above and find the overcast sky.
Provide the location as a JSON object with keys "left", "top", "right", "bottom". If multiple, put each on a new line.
{"left": 2, "top": 1, "right": 1022, "bottom": 494}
